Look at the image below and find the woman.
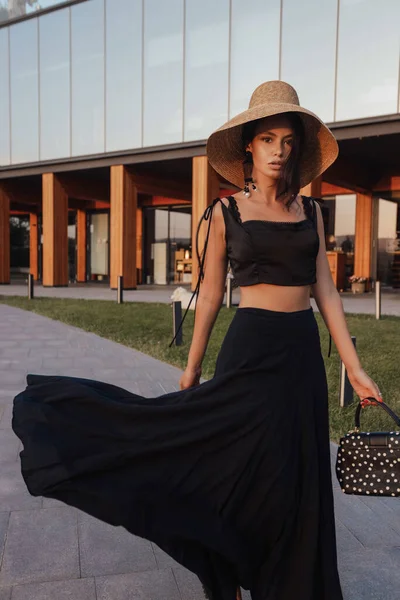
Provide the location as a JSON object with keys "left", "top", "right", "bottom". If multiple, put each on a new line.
{"left": 12, "top": 81, "right": 382, "bottom": 600}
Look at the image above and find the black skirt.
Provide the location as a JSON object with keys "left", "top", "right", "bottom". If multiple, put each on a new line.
{"left": 12, "top": 306, "right": 343, "bottom": 600}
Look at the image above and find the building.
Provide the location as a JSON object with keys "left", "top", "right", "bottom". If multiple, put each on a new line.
{"left": 0, "top": 0, "right": 399, "bottom": 290}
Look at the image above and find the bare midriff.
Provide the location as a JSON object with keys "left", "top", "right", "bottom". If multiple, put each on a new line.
{"left": 238, "top": 283, "right": 312, "bottom": 312}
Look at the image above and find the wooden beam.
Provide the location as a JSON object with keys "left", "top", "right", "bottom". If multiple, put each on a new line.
{"left": 323, "top": 155, "right": 380, "bottom": 193}
{"left": 0, "top": 184, "right": 10, "bottom": 284}
{"left": 140, "top": 196, "right": 191, "bottom": 207}
{"left": 301, "top": 176, "right": 322, "bottom": 198}
{"left": 373, "top": 175, "right": 400, "bottom": 192}
{"left": 321, "top": 182, "right": 354, "bottom": 196}
{"left": 354, "top": 192, "right": 373, "bottom": 280}
{"left": 42, "top": 173, "right": 68, "bottom": 286}
{"left": 76, "top": 209, "right": 87, "bottom": 283}
{"left": 130, "top": 172, "right": 192, "bottom": 201}
{"left": 29, "top": 213, "right": 39, "bottom": 281}
{"left": 110, "top": 165, "right": 137, "bottom": 289}
{"left": 1, "top": 179, "right": 41, "bottom": 207}
{"left": 191, "top": 157, "right": 220, "bottom": 291}
{"left": 58, "top": 173, "right": 109, "bottom": 203}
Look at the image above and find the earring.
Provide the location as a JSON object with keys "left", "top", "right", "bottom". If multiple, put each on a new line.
{"left": 242, "top": 151, "right": 257, "bottom": 196}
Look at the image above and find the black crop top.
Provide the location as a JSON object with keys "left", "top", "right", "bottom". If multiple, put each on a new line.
{"left": 221, "top": 195, "right": 319, "bottom": 287}
{"left": 169, "top": 194, "right": 322, "bottom": 349}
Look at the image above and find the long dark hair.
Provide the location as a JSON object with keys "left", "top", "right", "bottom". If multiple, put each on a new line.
{"left": 241, "top": 112, "right": 305, "bottom": 212}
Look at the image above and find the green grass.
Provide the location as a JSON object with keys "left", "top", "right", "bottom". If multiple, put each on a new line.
{"left": 1, "top": 294, "right": 399, "bottom": 443}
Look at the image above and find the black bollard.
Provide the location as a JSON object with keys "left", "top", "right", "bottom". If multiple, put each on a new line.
{"left": 28, "top": 274, "right": 34, "bottom": 300}
{"left": 339, "top": 335, "right": 356, "bottom": 407}
{"left": 226, "top": 275, "right": 232, "bottom": 308}
{"left": 172, "top": 301, "right": 183, "bottom": 346}
{"left": 117, "top": 276, "right": 123, "bottom": 304}
{"left": 375, "top": 280, "right": 381, "bottom": 320}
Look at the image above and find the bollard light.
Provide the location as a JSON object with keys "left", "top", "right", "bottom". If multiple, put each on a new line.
{"left": 339, "top": 336, "right": 356, "bottom": 408}
{"left": 375, "top": 280, "right": 381, "bottom": 320}
{"left": 172, "top": 301, "right": 183, "bottom": 346}
{"left": 117, "top": 276, "right": 123, "bottom": 304}
{"left": 28, "top": 274, "right": 34, "bottom": 300}
{"left": 226, "top": 275, "right": 232, "bottom": 308}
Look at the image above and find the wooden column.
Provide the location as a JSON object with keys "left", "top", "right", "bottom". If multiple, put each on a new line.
{"left": 300, "top": 175, "right": 322, "bottom": 198}
{"left": 42, "top": 173, "right": 68, "bottom": 287}
{"left": 136, "top": 206, "right": 143, "bottom": 285}
{"left": 191, "top": 156, "right": 220, "bottom": 291}
{"left": 76, "top": 209, "right": 87, "bottom": 283}
{"left": 0, "top": 184, "right": 10, "bottom": 284}
{"left": 354, "top": 191, "right": 373, "bottom": 280}
{"left": 110, "top": 165, "right": 137, "bottom": 289}
{"left": 29, "top": 213, "right": 39, "bottom": 281}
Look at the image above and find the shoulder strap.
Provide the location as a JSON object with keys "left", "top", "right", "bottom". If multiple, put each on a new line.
{"left": 226, "top": 195, "right": 242, "bottom": 224}
{"left": 169, "top": 197, "right": 222, "bottom": 347}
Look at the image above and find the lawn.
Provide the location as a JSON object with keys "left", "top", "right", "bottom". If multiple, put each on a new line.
{"left": 1, "top": 295, "right": 399, "bottom": 443}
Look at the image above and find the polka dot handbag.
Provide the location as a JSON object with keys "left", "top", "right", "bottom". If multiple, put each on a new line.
{"left": 336, "top": 397, "right": 400, "bottom": 497}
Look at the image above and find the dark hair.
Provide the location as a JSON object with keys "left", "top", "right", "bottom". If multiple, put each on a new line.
{"left": 241, "top": 113, "right": 305, "bottom": 212}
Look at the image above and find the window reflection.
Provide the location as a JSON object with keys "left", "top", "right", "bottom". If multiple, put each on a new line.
{"left": 322, "top": 194, "right": 356, "bottom": 289}
{"left": 0, "top": 1, "right": 78, "bottom": 23}
{"left": 377, "top": 199, "right": 400, "bottom": 288}
{"left": 0, "top": 28, "right": 10, "bottom": 165}
{"left": 10, "top": 18, "right": 39, "bottom": 163}
{"left": 336, "top": 0, "right": 400, "bottom": 120}
{"left": 184, "top": 0, "right": 229, "bottom": 141}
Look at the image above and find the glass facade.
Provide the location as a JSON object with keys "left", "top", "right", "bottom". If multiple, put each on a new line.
{"left": 377, "top": 199, "right": 400, "bottom": 287}
{"left": 184, "top": 0, "right": 229, "bottom": 141}
{"left": 143, "top": 0, "right": 183, "bottom": 147}
{"left": 9, "top": 18, "right": 39, "bottom": 163}
{"left": 0, "top": 1, "right": 78, "bottom": 24}
{"left": 39, "top": 9, "right": 70, "bottom": 160}
{"left": 0, "top": 28, "right": 10, "bottom": 165}
{"left": 0, "top": 0, "right": 399, "bottom": 164}
{"left": 321, "top": 194, "right": 356, "bottom": 286}
{"left": 105, "top": 0, "right": 142, "bottom": 152}
{"left": 336, "top": 0, "right": 400, "bottom": 120}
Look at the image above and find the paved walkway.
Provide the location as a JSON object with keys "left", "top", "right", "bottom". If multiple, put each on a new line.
{"left": 2, "top": 280, "right": 400, "bottom": 316}
{"left": 0, "top": 303, "right": 399, "bottom": 600}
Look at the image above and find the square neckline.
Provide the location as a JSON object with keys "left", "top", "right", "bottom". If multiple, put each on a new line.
{"left": 225, "top": 195, "right": 313, "bottom": 227}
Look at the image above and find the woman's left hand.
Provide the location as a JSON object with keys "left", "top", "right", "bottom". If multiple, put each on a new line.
{"left": 347, "top": 367, "right": 383, "bottom": 408}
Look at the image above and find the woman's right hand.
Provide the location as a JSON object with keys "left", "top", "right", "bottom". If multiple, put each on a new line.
{"left": 179, "top": 366, "right": 202, "bottom": 390}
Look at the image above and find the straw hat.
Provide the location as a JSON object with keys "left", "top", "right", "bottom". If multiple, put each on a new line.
{"left": 206, "top": 80, "right": 339, "bottom": 189}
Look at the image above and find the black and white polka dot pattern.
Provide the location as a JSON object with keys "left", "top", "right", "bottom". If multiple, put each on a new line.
{"left": 335, "top": 431, "right": 400, "bottom": 496}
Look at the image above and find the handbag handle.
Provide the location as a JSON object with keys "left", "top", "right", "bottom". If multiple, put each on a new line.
{"left": 355, "top": 397, "right": 400, "bottom": 429}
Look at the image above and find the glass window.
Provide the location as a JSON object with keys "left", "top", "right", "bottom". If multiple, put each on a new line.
{"left": 39, "top": 9, "right": 70, "bottom": 160}
{"left": 143, "top": 0, "right": 183, "bottom": 146}
{"left": 10, "top": 18, "right": 39, "bottom": 163}
{"left": 230, "top": 0, "right": 280, "bottom": 117}
{"left": 0, "top": 1, "right": 84, "bottom": 24}
{"left": 184, "top": 0, "right": 229, "bottom": 141}
{"left": 322, "top": 194, "right": 356, "bottom": 286}
{"left": 105, "top": 0, "right": 142, "bottom": 152}
{"left": 0, "top": 28, "right": 10, "bottom": 165}
{"left": 71, "top": 0, "right": 104, "bottom": 156}
{"left": 336, "top": 0, "right": 400, "bottom": 120}
{"left": 377, "top": 199, "right": 399, "bottom": 287}
{"left": 281, "top": 0, "right": 337, "bottom": 122}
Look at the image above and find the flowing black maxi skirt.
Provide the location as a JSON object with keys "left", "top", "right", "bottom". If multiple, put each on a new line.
{"left": 12, "top": 306, "right": 343, "bottom": 600}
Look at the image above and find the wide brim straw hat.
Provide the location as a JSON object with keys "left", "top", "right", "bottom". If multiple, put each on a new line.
{"left": 206, "top": 80, "right": 339, "bottom": 189}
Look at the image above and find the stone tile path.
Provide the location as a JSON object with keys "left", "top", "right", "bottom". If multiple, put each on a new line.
{"left": 0, "top": 303, "right": 399, "bottom": 599}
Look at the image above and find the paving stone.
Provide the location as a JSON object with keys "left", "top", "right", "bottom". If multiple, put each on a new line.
{"left": 0, "top": 430, "right": 19, "bottom": 463}
{"left": 0, "top": 508, "right": 79, "bottom": 587}
{"left": 0, "top": 512, "right": 10, "bottom": 562}
{"left": 78, "top": 512, "right": 157, "bottom": 578}
{"left": 172, "top": 566, "right": 209, "bottom": 600}
{"left": 333, "top": 488, "right": 400, "bottom": 547}
{"left": 95, "top": 569, "right": 180, "bottom": 600}
{"left": 10, "top": 578, "right": 96, "bottom": 600}
{"left": 0, "top": 588, "right": 11, "bottom": 600}
{"left": 0, "top": 405, "right": 14, "bottom": 430}
{"left": 0, "top": 372, "right": 26, "bottom": 387}
{"left": 41, "top": 358, "right": 74, "bottom": 370}
{"left": 0, "top": 462, "right": 41, "bottom": 512}
{"left": 340, "top": 550, "right": 400, "bottom": 600}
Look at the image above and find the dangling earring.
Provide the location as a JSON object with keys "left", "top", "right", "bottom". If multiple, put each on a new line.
{"left": 242, "top": 151, "right": 257, "bottom": 196}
